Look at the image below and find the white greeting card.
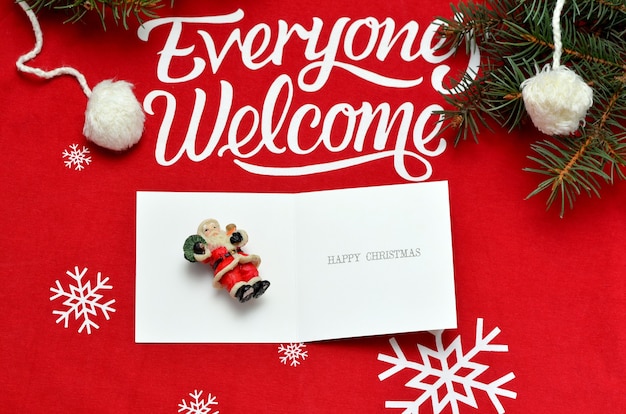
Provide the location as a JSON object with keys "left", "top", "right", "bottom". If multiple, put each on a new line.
{"left": 135, "top": 181, "right": 456, "bottom": 343}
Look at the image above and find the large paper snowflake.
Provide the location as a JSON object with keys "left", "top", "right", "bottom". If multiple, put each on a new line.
{"left": 378, "top": 318, "right": 516, "bottom": 414}
{"left": 278, "top": 343, "right": 308, "bottom": 367}
{"left": 178, "top": 390, "right": 219, "bottom": 414}
{"left": 50, "top": 266, "right": 116, "bottom": 334}
{"left": 62, "top": 143, "right": 92, "bottom": 171}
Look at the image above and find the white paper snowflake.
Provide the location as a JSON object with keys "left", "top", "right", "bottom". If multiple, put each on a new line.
{"left": 178, "top": 390, "right": 219, "bottom": 414}
{"left": 62, "top": 143, "right": 92, "bottom": 170}
{"left": 378, "top": 318, "right": 516, "bottom": 414}
{"left": 50, "top": 266, "right": 116, "bottom": 334}
{"left": 278, "top": 342, "right": 308, "bottom": 367}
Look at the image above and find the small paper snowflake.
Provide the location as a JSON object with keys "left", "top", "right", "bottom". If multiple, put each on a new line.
{"left": 62, "top": 143, "right": 92, "bottom": 170}
{"left": 378, "top": 318, "right": 516, "bottom": 414}
{"left": 178, "top": 390, "right": 219, "bottom": 414}
{"left": 278, "top": 342, "right": 308, "bottom": 367}
{"left": 50, "top": 266, "right": 116, "bottom": 334}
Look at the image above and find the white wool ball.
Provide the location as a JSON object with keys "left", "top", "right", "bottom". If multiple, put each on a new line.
{"left": 521, "top": 66, "right": 593, "bottom": 136}
{"left": 83, "top": 80, "right": 145, "bottom": 151}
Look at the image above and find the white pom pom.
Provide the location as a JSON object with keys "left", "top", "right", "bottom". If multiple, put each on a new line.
{"left": 521, "top": 66, "right": 593, "bottom": 136}
{"left": 83, "top": 80, "right": 145, "bottom": 151}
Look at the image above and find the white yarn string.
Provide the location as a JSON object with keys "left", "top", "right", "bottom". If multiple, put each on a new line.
{"left": 551, "top": 0, "right": 566, "bottom": 69}
{"left": 15, "top": 0, "right": 92, "bottom": 97}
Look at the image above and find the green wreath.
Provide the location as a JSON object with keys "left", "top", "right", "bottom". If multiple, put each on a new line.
{"left": 183, "top": 234, "right": 205, "bottom": 263}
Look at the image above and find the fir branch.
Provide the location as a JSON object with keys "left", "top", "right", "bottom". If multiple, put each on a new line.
{"left": 602, "top": 132, "right": 626, "bottom": 179}
{"left": 435, "top": 70, "right": 493, "bottom": 145}
{"left": 524, "top": 74, "right": 626, "bottom": 216}
{"left": 19, "top": 0, "right": 174, "bottom": 29}
{"left": 481, "top": 59, "right": 534, "bottom": 130}
{"left": 437, "top": 0, "right": 626, "bottom": 216}
{"left": 525, "top": 135, "right": 611, "bottom": 216}
{"left": 518, "top": 32, "right": 625, "bottom": 69}
{"left": 436, "top": 0, "right": 521, "bottom": 55}
{"left": 597, "top": 0, "right": 626, "bottom": 13}
{"left": 577, "top": 0, "right": 626, "bottom": 28}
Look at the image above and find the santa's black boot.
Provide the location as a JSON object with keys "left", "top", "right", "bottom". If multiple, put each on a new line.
{"left": 235, "top": 285, "right": 254, "bottom": 303}
{"left": 252, "top": 280, "right": 270, "bottom": 298}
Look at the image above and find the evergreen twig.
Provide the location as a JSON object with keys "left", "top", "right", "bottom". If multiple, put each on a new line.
{"left": 437, "top": 0, "right": 626, "bottom": 216}
{"left": 19, "top": 0, "right": 174, "bottom": 29}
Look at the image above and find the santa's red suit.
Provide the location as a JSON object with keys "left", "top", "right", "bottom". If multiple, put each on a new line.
{"left": 202, "top": 246, "right": 261, "bottom": 297}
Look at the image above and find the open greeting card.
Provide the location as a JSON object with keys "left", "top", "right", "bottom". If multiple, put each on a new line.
{"left": 136, "top": 181, "right": 456, "bottom": 343}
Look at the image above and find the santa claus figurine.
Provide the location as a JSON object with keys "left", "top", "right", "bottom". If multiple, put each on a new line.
{"left": 183, "top": 219, "right": 270, "bottom": 303}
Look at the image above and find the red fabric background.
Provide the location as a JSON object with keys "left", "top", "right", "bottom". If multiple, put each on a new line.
{"left": 1, "top": 0, "right": 624, "bottom": 412}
